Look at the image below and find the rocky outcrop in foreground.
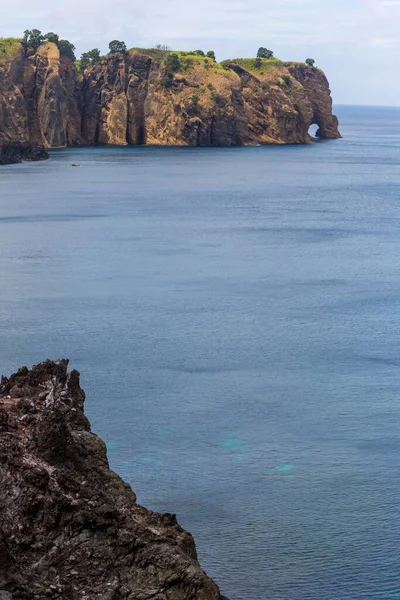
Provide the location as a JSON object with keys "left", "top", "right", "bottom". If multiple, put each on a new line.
{"left": 0, "top": 360, "right": 227, "bottom": 600}
{"left": 0, "top": 142, "right": 48, "bottom": 165}
{"left": 0, "top": 42, "right": 341, "bottom": 149}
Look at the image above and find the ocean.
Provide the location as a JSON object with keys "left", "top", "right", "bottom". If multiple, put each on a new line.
{"left": 1, "top": 105, "right": 400, "bottom": 599}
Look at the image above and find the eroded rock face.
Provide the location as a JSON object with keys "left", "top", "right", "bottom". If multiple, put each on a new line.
{"left": 0, "top": 360, "right": 227, "bottom": 600}
{"left": 0, "top": 43, "right": 81, "bottom": 148}
{"left": 82, "top": 52, "right": 129, "bottom": 145}
{"left": 288, "top": 64, "right": 341, "bottom": 139}
{"left": 0, "top": 42, "right": 341, "bottom": 149}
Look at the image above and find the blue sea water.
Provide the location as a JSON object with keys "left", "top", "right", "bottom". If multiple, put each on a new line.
{"left": 1, "top": 105, "right": 400, "bottom": 599}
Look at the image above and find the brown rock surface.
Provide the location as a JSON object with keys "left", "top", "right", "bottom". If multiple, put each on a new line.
{"left": 0, "top": 42, "right": 81, "bottom": 148}
{"left": 0, "top": 360, "right": 227, "bottom": 600}
{"left": 0, "top": 43, "right": 340, "bottom": 149}
{"left": 288, "top": 64, "right": 341, "bottom": 139}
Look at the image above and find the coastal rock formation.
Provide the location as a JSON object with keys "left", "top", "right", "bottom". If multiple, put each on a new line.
{"left": 0, "top": 42, "right": 81, "bottom": 149}
{"left": 0, "top": 360, "right": 227, "bottom": 600}
{"left": 287, "top": 64, "right": 340, "bottom": 139}
{"left": 0, "top": 41, "right": 341, "bottom": 149}
{"left": 82, "top": 52, "right": 248, "bottom": 147}
{"left": 0, "top": 142, "right": 48, "bottom": 164}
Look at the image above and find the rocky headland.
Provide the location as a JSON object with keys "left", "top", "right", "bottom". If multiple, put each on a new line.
{"left": 0, "top": 40, "right": 341, "bottom": 156}
{"left": 0, "top": 360, "right": 227, "bottom": 600}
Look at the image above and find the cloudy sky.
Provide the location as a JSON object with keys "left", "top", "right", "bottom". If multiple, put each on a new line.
{"left": 2, "top": 0, "right": 400, "bottom": 105}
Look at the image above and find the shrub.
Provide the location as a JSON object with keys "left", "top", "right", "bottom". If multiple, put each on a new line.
{"left": 165, "top": 53, "right": 181, "bottom": 72}
{"left": 305, "top": 58, "right": 315, "bottom": 67}
{"left": 191, "top": 93, "right": 200, "bottom": 105}
{"left": 161, "top": 73, "right": 174, "bottom": 87}
{"left": 211, "top": 91, "right": 222, "bottom": 105}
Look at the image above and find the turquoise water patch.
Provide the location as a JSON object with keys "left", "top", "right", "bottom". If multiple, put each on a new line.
{"left": 267, "top": 465, "right": 296, "bottom": 477}
{"left": 300, "top": 449, "right": 311, "bottom": 457}
{"left": 156, "top": 426, "right": 172, "bottom": 436}
{"left": 219, "top": 437, "right": 244, "bottom": 451}
{"left": 275, "top": 464, "right": 295, "bottom": 472}
{"left": 106, "top": 441, "right": 119, "bottom": 453}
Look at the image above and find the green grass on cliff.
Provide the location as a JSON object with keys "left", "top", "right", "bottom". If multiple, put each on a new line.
{"left": 0, "top": 37, "right": 21, "bottom": 57}
{"left": 127, "top": 49, "right": 310, "bottom": 83}
{"left": 175, "top": 52, "right": 226, "bottom": 72}
{"left": 223, "top": 57, "right": 284, "bottom": 72}
{"left": 129, "top": 47, "right": 226, "bottom": 72}
{"left": 283, "top": 61, "right": 304, "bottom": 67}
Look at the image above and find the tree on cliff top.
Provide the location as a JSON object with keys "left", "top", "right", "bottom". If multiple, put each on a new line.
{"left": 257, "top": 47, "right": 274, "bottom": 59}
{"left": 305, "top": 58, "right": 315, "bottom": 66}
{"left": 109, "top": 40, "right": 127, "bottom": 53}
{"left": 22, "top": 29, "right": 45, "bottom": 51}
{"left": 58, "top": 39, "right": 76, "bottom": 61}
{"left": 22, "top": 30, "right": 76, "bottom": 60}
{"left": 206, "top": 50, "right": 216, "bottom": 61}
{"left": 45, "top": 32, "right": 59, "bottom": 45}
{"left": 79, "top": 48, "right": 101, "bottom": 73}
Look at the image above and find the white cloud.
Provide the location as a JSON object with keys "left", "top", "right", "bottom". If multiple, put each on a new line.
{"left": 1, "top": 0, "right": 399, "bottom": 105}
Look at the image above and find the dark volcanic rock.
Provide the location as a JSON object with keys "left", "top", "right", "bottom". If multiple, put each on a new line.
{"left": 0, "top": 360, "right": 227, "bottom": 600}
{"left": 0, "top": 142, "right": 49, "bottom": 165}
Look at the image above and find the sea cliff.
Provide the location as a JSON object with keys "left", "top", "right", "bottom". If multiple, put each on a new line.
{"left": 0, "top": 41, "right": 341, "bottom": 151}
{"left": 0, "top": 360, "right": 227, "bottom": 600}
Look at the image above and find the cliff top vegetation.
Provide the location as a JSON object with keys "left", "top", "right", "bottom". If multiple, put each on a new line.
{"left": 0, "top": 32, "right": 317, "bottom": 77}
{"left": 0, "top": 37, "right": 21, "bottom": 57}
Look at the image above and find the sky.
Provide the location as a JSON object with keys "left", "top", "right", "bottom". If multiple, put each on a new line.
{"left": 1, "top": 0, "right": 399, "bottom": 106}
